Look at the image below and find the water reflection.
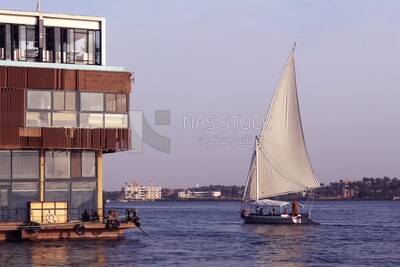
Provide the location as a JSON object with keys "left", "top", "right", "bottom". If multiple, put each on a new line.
{"left": 250, "top": 224, "right": 317, "bottom": 266}
{"left": 30, "top": 242, "right": 68, "bottom": 266}
{"left": 26, "top": 239, "right": 119, "bottom": 266}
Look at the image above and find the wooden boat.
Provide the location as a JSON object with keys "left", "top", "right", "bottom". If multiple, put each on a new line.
{"left": 241, "top": 44, "right": 320, "bottom": 225}
{"left": 0, "top": 207, "right": 141, "bottom": 241}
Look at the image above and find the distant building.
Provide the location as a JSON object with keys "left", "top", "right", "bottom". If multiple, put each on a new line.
{"left": 340, "top": 179, "right": 357, "bottom": 198}
{"left": 123, "top": 180, "right": 162, "bottom": 200}
{"left": 177, "top": 190, "right": 221, "bottom": 199}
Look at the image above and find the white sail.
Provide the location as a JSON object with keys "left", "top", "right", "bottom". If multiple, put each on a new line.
{"left": 243, "top": 46, "right": 320, "bottom": 201}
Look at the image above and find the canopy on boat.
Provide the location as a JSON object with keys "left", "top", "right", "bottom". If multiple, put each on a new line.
{"left": 255, "top": 199, "right": 290, "bottom": 207}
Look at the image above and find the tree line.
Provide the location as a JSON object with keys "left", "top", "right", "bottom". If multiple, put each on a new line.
{"left": 104, "top": 177, "right": 400, "bottom": 200}
{"left": 313, "top": 177, "right": 400, "bottom": 200}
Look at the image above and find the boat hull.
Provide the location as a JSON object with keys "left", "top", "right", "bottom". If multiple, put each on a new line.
{"left": 242, "top": 213, "right": 319, "bottom": 225}
{"left": 0, "top": 221, "right": 137, "bottom": 241}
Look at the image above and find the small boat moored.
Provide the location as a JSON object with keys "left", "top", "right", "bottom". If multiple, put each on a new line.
{"left": 0, "top": 203, "right": 141, "bottom": 241}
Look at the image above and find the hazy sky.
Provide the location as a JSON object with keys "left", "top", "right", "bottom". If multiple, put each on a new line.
{"left": 3, "top": 1, "right": 400, "bottom": 190}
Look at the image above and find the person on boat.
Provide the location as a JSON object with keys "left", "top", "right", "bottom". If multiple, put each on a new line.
{"left": 283, "top": 208, "right": 288, "bottom": 215}
{"left": 272, "top": 208, "right": 276, "bottom": 215}
{"left": 258, "top": 208, "right": 263, "bottom": 216}
{"left": 292, "top": 199, "right": 299, "bottom": 216}
{"left": 255, "top": 206, "right": 260, "bottom": 215}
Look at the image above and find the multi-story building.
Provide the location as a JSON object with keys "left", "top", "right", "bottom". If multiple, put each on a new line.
{"left": 0, "top": 8, "right": 137, "bottom": 240}
{"left": 177, "top": 190, "right": 222, "bottom": 199}
{"left": 123, "top": 180, "right": 162, "bottom": 201}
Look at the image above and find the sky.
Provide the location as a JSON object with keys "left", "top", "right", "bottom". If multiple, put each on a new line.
{"left": 2, "top": 0, "right": 400, "bottom": 190}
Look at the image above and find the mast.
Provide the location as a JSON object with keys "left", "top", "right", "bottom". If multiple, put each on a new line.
{"left": 255, "top": 137, "right": 259, "bottom": 202}
{"left": 36, "top": 0, "right": 41, "bottom": 12}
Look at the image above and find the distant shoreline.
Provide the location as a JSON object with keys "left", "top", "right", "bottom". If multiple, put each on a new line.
{"left": 107, "top": 198, "right": 397, "bottom": 202}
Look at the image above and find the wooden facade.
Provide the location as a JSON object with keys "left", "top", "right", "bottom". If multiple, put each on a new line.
{"left": 0, "top": 66, "right": 131, "bottom": 152}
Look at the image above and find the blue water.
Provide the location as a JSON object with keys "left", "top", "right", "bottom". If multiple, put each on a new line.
{"left": 1, "top": 200, "right": 399, "bottom": 266}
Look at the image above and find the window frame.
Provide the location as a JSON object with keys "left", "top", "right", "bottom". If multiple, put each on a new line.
{"left": 26, "top": 90, "right": 128, "bottom": 129}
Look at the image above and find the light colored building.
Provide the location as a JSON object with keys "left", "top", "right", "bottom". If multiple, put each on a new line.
{"left": 123, "top": 180, "right": 162, "bottom": 200}
{"left": 178, "top": 190, "right": 221, "bottom": 199}
{"left": 340, "top": 179, "right": 357, "bottom": 198}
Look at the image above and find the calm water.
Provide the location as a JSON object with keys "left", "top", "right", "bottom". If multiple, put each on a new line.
{"left": 1, "top": 200, "right": 399, "bottom": 266}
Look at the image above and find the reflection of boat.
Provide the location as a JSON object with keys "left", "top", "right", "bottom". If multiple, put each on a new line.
{"left": 241, "top": 44, "right": 320, "bottom": 225}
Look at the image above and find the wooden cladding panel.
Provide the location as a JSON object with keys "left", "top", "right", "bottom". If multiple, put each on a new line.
{"left": 7, "top": 67, "right": 27, "bottom": 88}
{"left": 0, "top": 126, "right": 129, "bottom": 151}
{"left": 27, "top": 68, "right": 57, "bottom": 89}
{"left": 31, "top": 128, "right": 129, "bottom": 150}
{"left": 77, "top": 70, "right": 132, "bottom": 92}
{"left": 0, "top": 66, "right": 7, "bottom": 87}
{"left": 62, "top": 69, "right": 77, "bottom": 90}
{"left": 1, "top": 66, "right": 131, "bottom": 93}
{"left": 0, "top": 126, "right": 20, "bottom": 148}
{"left": 0, "top": 88, "right": 25, "bottom": 126}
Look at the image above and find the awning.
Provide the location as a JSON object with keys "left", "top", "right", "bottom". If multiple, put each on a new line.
{"left": 255, "top": 199, "right": 290, "bottom": 207}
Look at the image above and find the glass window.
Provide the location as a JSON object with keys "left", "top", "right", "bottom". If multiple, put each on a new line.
{"left": 45, "top": 151, "right": 71, "bottom": 179}
{"left": 75, "top": 30, "right": 87, "bottom": 64}
{"left": 18, "top": 25, "right": 27, "bottom": 61}
{"left": 105, "top": 114, "right": 128, "bottom": 128}
{"left": 27, "top": 90, "right": 51, "bottom": 110}
{"left": 26, "top": 111, "right": 51, "bottom": 127}
{"left": 105, "top": 94, "right": 116, "bottom": 112}
{"left": 61, "top": 28, "right": 67, "bottom": 63}
{"left": 44, "top": 27, "right": 54, "bottom": 63}
{"left": 12, "top": 151, "right": 39, "bottom": 179}
{"left": 0, "top": 151, "right": 11, "bottom": 179}
{"left": 53, "top": 27, "right": 62, "bottom": 63}
{"left": 52, "top": 112, "right": 77, "bottom": 127}
{"left": 53, "top": 91, "right": 64, "bottom": 110}
{"left": 26, "top": 25, "right": 38, "bottom": 61}
{"left": 54, "top": 91, "right": 76, "bottom": 111}
{"left": 66, "top": 28, "right": 74, "bottom": 63}
{"left": 10, "top": 183, "right": 39, "bottom": 220}
{"left": 80, "top": 113, "right": 104, "bottom": 128}
{"left": 12, "top": 182, "right": 39, "bottom": 191}
{"left": 44, "top": 181, "right": 69, "bottom": 202}
{"left": 82, "top": 151, "right": 96, "bottom": 177}
{"left": 65, "top": 92, "right": 76, "bottom": 110}
{"left": 0, "top": 24, "right": 4, "bottom": 60}
{"left": 45, "top": 181, "right": 69, "bottom": 191}
{"left": 72, "top": 181, "right": 96, "bottom": 191}
{"left": 71, "top": 181, "right": 96, "bottom": 219}
{"left": 117, "top": 94, "right": 127, "bottom": 112}
{"left": 0, "top": 188, "right": 8, "bottom": 207}
{"left": 4, "top": 24, "right": 11, "bottom": 60}
{"left": 95, "top": 30, "right": 101, "bottom": 65}
{"left": 10, "top": 184, "right": 39, "bottom": 220}
{"left": 88, "top": 30, "right": 95, "bottom": 64}
{"left": 81, "top": 92, "right": 103, "bottom": 111}
{"left": 12, "top": 25, "right": 19, "bottom": 60}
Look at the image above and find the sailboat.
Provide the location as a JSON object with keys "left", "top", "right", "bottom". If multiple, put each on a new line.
{"left": 241, "top": 44, "right": 320, "bottom": 225}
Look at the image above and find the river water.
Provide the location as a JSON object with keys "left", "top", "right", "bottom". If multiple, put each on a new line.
{"left": 1, "top": 200, "right": 399, "bottom": 266}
